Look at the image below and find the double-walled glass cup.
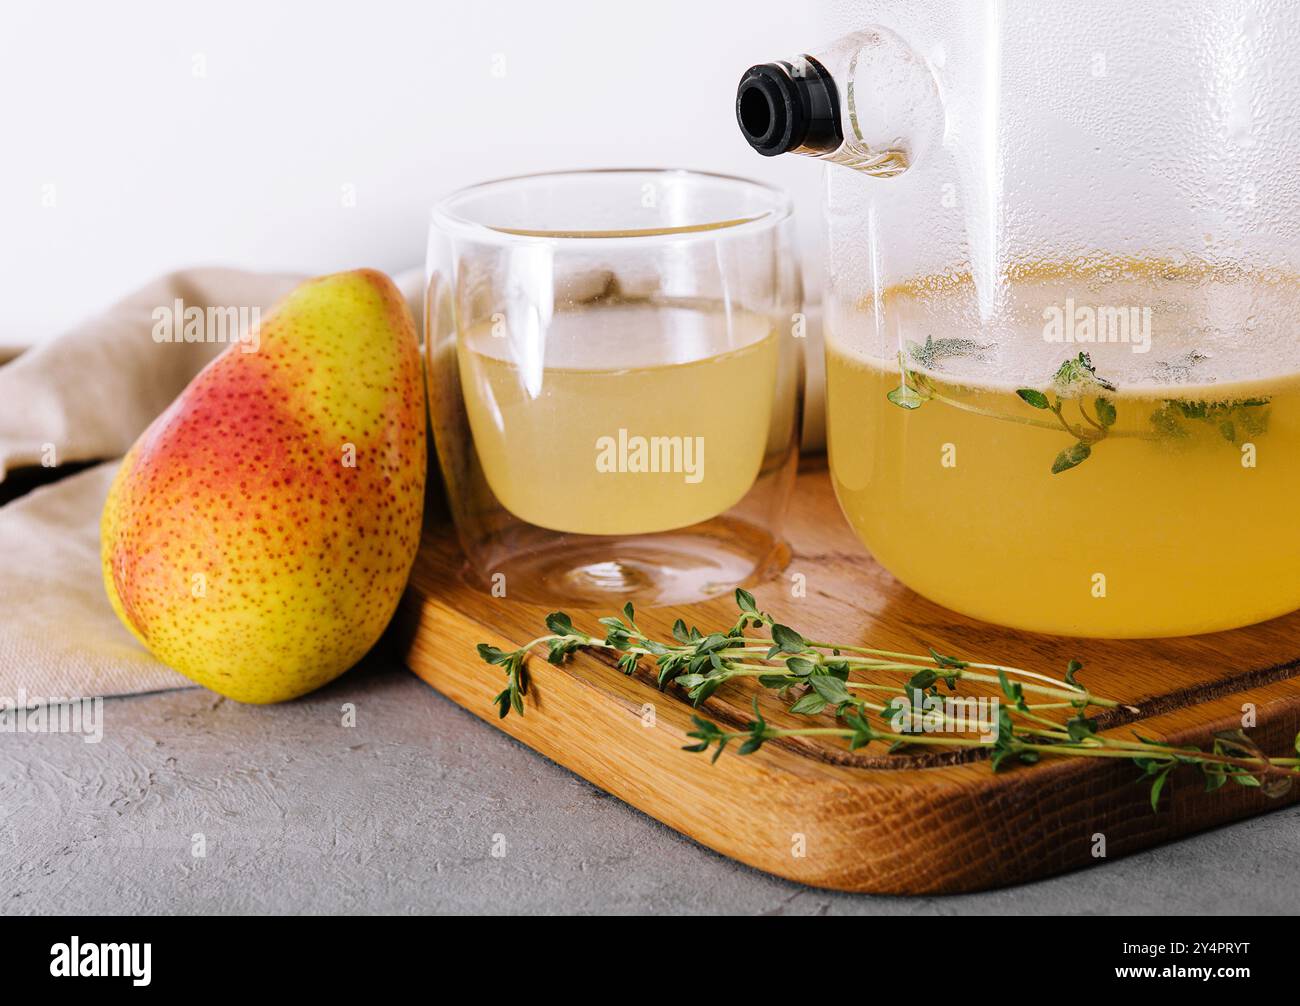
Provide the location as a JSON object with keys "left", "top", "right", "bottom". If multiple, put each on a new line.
{"left": 426, "top": 169, "right": 802, "bottom": 607}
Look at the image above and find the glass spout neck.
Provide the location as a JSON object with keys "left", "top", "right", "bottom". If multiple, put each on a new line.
{"left": 735, "top": 28, "right": 941, "bottom": 179}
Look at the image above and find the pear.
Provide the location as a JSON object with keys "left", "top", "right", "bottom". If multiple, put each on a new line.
{"left": 101, "top": 270, "right": 426, "bottom": 703}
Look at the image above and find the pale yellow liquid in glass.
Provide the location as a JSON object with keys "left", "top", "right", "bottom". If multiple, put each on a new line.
{"left": 826, "top": 263, "right": 1300, "bottom": 637}
{"left": 459, "top": 302, "right": 779, "bottom": 536}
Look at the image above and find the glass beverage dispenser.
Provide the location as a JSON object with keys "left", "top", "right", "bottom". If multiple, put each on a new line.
{"left": 737, "top": 1, "right": 1300, "bottom": 637}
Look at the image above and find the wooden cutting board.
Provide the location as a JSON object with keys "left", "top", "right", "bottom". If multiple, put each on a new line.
{"left": 396, "top": 461, "right": 1300, "bottom": 894}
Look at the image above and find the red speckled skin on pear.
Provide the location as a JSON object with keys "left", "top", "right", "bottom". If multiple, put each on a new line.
{"left": 102, "top": 270, "right": 426, "bottom": 703}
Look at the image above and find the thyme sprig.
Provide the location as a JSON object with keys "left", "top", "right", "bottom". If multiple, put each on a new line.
{"left": 475, "top": 590, "right": 1300, "bottom": 811}
{"left": 1015, "top": 353, "right": 1118, "bottom": 473}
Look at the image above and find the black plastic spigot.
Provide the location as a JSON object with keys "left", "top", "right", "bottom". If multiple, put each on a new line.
{"left": 735, "top": 57, "right": 843, "bottom": 157}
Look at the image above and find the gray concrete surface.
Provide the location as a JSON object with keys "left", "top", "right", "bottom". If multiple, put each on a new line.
{"left": 3, "top": 652, "right": 1298, "bottom": 915}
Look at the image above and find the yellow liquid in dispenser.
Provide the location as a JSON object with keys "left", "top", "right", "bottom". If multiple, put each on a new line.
{"left": 826, "top": 264, "right": 1300, "bottom": 637}
{"left": 459, "top": 302, "right": 779, "bottom": 536}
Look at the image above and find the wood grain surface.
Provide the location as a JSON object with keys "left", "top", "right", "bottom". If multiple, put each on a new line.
{"left": 397, "top": 462, "right": 1300, "bottom": 894}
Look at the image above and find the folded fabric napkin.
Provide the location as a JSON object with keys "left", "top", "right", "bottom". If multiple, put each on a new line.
{"left": 0, "top": 268, "right": 825, "bottom": 707}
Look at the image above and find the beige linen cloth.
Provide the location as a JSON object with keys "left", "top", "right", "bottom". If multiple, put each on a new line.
{"left": 0, "top": 268, "right": 825, "bottom": 706}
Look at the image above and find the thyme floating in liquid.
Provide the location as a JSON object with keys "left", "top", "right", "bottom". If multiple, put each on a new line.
{"left": 889, "top": 345, "right": 1271, "bottom": 474}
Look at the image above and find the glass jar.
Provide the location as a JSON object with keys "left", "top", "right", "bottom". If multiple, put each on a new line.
{"left": 738, "top": 1, "right": 1300, "bottom": 636}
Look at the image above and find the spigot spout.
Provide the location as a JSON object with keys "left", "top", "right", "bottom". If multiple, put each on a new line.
{"left": 736, "top": 58, "right": 842, "bottom": 158}
{"left": 735, "top": 28, "right": 942, "bottom": 178}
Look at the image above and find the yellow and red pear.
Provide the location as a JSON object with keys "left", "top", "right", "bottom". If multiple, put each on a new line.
{"left": 101, "top": 269, "right": 426, "bottom": 703}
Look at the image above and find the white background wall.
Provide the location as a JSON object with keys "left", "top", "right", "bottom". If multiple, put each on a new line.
{"left": 0, "top": 0, "right": 829, "bottom": 348}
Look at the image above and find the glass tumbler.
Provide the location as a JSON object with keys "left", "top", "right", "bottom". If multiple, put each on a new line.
{"left": 426, "top": 169, "right": 802, "bottom": 607}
